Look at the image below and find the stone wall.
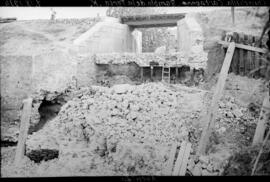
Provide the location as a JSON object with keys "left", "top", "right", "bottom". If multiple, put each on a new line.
{"left": 74, "top": 17, "right": 141, "bottom": 87}
{"left": 73, "top": 17, "right": 137, "bottom": 55}
{"left": 177, "top": 15, "right": 208, "bottom": 69}
{"left": 31, "top": 50, "right": 77, "bottom": 93}
{"left": 94, "top": 53, "right": 207, "bottom": 69}
{"left": 1, "top": 55, "right": 32, "bottom": 142}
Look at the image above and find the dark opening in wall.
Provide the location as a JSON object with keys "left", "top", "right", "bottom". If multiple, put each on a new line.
{"left": 1, "top": 141, "right": 17, "bottom": 147}
{"left": 29, "top": 98, "right": 65, "bottom": 134}
{"left": 26, "top": 149, "right": 59, "bottom": 163}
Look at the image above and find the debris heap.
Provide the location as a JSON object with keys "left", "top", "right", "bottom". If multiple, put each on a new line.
{"left": 26, "top": 83, "right": 206, "bottom": 164}
{"left": 94, "top": 53, "right": 207, "bottom": 69}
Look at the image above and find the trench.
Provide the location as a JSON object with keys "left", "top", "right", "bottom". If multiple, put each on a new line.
{"left": 96, "top": 63, "right": 205, "bottom": 87}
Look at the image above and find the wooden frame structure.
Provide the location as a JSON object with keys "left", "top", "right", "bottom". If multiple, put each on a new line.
{"left": 220, "top": 32, "right": 267, "bottom": 78}
{"left": 198, "top": 33, "right": 268, "bottom": 154}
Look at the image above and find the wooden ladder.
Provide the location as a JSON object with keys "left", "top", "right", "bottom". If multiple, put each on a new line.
{"left": 162, "top": 66, "right": 171, "bottom": 83}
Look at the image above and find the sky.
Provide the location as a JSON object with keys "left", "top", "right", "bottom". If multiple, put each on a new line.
{"left": 0, "top": 7, "right": 230, "bottom": 20}
{"left": 0, "top": 7, "right": 108, "bottom": 20}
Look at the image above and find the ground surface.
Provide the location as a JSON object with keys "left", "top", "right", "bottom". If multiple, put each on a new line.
{"left": 0, "top": 18, "right": 98, "bottom": 56}
{"left": 1, "top": 7, "right": 269, "bottom": 176}
{"left": 1, "top": 74, "right": 266, "bottom": 176}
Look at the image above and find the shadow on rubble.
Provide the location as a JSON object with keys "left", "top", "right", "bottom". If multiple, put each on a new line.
{"left": 222, "top": 145, "right": 270, "bottom": 176}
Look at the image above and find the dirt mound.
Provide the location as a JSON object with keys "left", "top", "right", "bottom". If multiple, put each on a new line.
{"left": 1, "top": 82, "right": 260, "bottom": 176}
{"left": 0, "top": 18, "right": 98, "bottom": 56}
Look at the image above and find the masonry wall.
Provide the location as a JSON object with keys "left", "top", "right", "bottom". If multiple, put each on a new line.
{"left": 75, "top": 18, "right": 139, "bottom": 87}
{"left": 31, "top": 50, "right": 77, "bottom": 92}
{"left": 1, "top": 55, "right": 32, "bottom": 142}
{"left": 0, "top": 49, "right": 79, "bottom": 142}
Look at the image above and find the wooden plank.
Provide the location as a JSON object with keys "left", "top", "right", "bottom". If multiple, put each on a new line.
{"left": 150, "top": 66, "right": 153, "bottom": 80}
{"left": 172, "top": 141, "right": 187, "bottom": 176}
{"left": 14, "top": 98, "right": 33, "bottom": 166}
{"left": 163, "top": 143, "right": 178, "bottom": 175}
{"left": 244, "top": 34, "right": 250, "bottom": 76}
{"left": 141, "top": 67, "right": 144, "bottom": 82}
{"left": 179, "top": 142, "right": 192, "bottom": 176}
{"left": 197, "top": 42, "right": 236, "bottom": 155}
{"left": 176, "top": 67, "right": 179, "bottom": 79}
{"left": 254, "top": 36, "right": 261, "bottom": 78}
{"left": 250, "top": 36, "right": 256, "bottom": 78}
{"left": 218, "top": 40, "right": 267, "bottom": 54}
{"left": 238, "top": 33, "right": 245, "bottom": 76}
{"left": 259, "top": 52, "right": 266, "bottom": 77}
{"left": 231, "top": 32, "right": 239, "bottom": 74}
{"left": 252, "top": 93, "right": 270, "bottom": 145}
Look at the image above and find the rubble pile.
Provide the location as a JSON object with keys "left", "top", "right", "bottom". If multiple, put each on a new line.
{"left": 25, "top": 83, "right": 206, "bottom": 173}
{"left": 215, "top": 95, "right": 257, "bottom": 144}
{"left": 94, "top": 53, "right": 207, "bottom": 69}
{"left": 26, "top": 83, "right": 205, "bottom": 152}
{"left": 2, "top": 82, "right": 261, "bottom": 176}
{"left": 187, "top": 155, "right": 227, "bottom": 176}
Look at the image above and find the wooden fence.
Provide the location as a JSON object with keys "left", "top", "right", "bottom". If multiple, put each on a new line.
{"left": 222, "top": 32, "right": 267, "bottom": 78}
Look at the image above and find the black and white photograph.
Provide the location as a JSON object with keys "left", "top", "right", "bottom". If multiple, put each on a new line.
{"left": 0, "top": 4, "right": 270, "bottom": 177}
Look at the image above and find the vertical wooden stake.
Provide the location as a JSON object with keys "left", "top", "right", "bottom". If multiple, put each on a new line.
{"left": 141, "top": 67, "right": 144, "bottom": 82}
{"left": 176, "top": 67, "right": 179, "bottom": 78}
{"left": 254, "top": 36, "right": 261, "bottom": 78}
{"left": 244, "top": 34, "right": 250, "bottom": 76}
{"left": 239, "top": 33, "right": 245, "bottom": 76}
{"left": 173, "top": 141, "right": 187, "bottom": 176}
{"left": 197, "top": 42, "right": 235, "bottom": 155}
{"left": 14, "top": 98, "right": 32, "bottom": 166}
{"left": 163, "top": 143, "right": 178, "bottom": 175}
{"left": 179, "top": 142, "right": 191, "bottom": 176}
{"left": 231, "top": 32, "right": 239, "bottom": 74}
{"left": 150, "top": 66, "right": 153, "bottom": 81}
{"left": 252, "top": 93, "right": 270, "bottom": 146}
{"left": 250, "top": 36, "right": 256, "bottom": 78}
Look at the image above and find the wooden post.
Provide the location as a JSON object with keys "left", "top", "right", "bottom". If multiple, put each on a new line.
{"left": 259, "top": 52, "right": 266, "bottom": 77}
{"left": 176, "top": 67, "right": 179, "bottom": 79}
{"left": 179, "top": 142, "right": 191, "bottom": 176}
{"left": 150, "top": 66, "right": 153, "bottom": 81}
{"left": 231, "top": 32, "right": 239, "bottom": 74}
{"left": 252, "top": 93, "right": 270, "bottom": 146}
{"left": 141, "top": 67, "right": 144, "bottom": 82}
{"left": 254, "top": 36, "right": 261, "bottom": 78}
{"left": 14, "top": 98, "right": 33, "bottom": 166}
{"left": 172, "top": 141, "right": 192, "bottom": 176}
{"left": 172, "top": 141, "right": 186, "bottom": 176}
{"left": 197, "top": 42, "right": 235, "bottom": 155}
{"left": 244, "top": 34, "right": 250, "bottom": 76}
{"left": 250, "top": 36, "right": 256, "bottom": 78}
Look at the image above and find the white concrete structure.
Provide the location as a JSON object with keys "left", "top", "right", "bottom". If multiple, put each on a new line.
{"left": 73, "top": 17, "right": 141, "bottom": 54}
